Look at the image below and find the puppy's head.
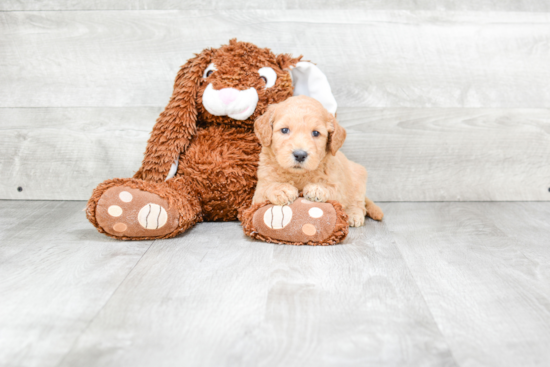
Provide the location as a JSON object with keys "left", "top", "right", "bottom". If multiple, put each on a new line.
{"left": 255, "top": 95, "right": 346, "bottom": 172}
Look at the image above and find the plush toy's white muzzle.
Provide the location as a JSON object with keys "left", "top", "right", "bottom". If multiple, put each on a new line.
{"left": 202, "top": 84, "right": 259, "bottom": 120}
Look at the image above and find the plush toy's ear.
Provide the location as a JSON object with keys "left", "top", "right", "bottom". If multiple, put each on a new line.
{"left": 276, "top": 53, "right": 302, "bottom": 71}
{"left": 289, "top": 62, "right": 337, "bottom": 116}
{"left": 254, "top": 104, "right": 277, "bottom": 147}
{"left": 133, "top": 50, "right": 213, "bottom": 182}
{"left": 327, "top": 114, "right": 346, "bottom": 156}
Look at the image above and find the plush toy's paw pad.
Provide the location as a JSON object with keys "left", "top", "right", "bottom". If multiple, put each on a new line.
{"left": 244, "top": 198, "right": 348, "bottom": 245}
{"left": 96, "top": 186, "right": 179, "bottom": 238}
{"left": 366, "top": 203, "right": 384, "bottom": 221}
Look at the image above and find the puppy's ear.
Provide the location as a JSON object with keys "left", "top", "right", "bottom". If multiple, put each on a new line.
{"left": 255, "top": 104, "right": 277, "bottom": 147}
{"left": 134, "top": 49, "right": 214, "bottom": 182}
{"left": 327, "top": 115, "right": 346, "bottom": 156}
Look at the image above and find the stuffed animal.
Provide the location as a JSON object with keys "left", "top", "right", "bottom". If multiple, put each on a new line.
{"left": 86, "top": 39, "right": 349, "bottom": 244}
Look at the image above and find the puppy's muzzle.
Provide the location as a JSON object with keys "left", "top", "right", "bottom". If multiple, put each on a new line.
{"left": 292, "top": 150, "right": 308, "bottom": 163}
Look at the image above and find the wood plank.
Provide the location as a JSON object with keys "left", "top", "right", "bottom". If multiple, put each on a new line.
{"left": 2, "top": 0, "right": 550, "bottom": 11}
{"left": 56, "top": 220, "right": 456, "bottom": 367}
{"left": 0, "top": 200, "right": 153, "bottom": 367}
{"left": 2, "top": 107, "right": 549, "bottom": 201}
{"left": 1, "top": 10, "right": 550, "bottom": 108}
{"left": 57, "top": 222, "right": 278, "bottom": 366}
{"left": 384, "top": 202, "right": 550, "bottom": 367}
{"left": 0, "top": 107, "right": 158, "bottom": 200}
{"left": 338, "top": 108, "right": 550, "bottom": 201}
{"left": 229, "top": 220, "right": 457, "bottom": 366}
{"left": 483, "top": 202, "right": 550, "bottom": 248}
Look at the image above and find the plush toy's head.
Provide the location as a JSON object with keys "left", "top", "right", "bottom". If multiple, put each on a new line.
{"left": 197, "top": 40, "right": 298, "bottom": 126}
{"left": 169, "top": 39, "right": 338, "bottom": 129}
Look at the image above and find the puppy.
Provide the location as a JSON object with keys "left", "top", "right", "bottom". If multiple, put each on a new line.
{"left": 252, "top": 95, "right": 383, "bottom": 227}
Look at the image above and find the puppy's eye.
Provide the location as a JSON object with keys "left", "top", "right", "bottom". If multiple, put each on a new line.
{"left": 203, "top": 63, "right": 217, "bottom": 78}
{"left": 281, "top": 128, "right": 290, "bottom": 134}
{"left": 312, "top": 131, "right": 320, "bottom": 137}
{"left": 258, "top": 67, "right": 277, "bottom": 88}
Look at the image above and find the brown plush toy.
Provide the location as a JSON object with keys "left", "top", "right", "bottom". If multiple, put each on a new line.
{"left": 86, "top": 39, "right": 348, "bottom": 244}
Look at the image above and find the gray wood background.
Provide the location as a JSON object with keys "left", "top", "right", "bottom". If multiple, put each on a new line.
{"left": 1, "top": 3, "right": 549, "bottom": 201}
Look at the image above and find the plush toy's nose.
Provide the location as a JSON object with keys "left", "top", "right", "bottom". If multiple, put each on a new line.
{"left": 219, "top": 88, "right": 239, "bottom": 105}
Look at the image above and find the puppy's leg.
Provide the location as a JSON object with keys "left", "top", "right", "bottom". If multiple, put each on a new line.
{"left": 255, "top": 182, "right": 299, "bottom": 206}
{"left": 303, "top": 183, "right": 332, "bottom": 203}
{"left": 365, "top": 196, "right": 384, "bottom": 221}
{"left": 346, "top": 204, "right": 366, "bottom": 227}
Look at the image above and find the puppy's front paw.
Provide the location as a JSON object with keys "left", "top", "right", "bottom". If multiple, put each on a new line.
{"left": 303, "top": 184, "right": 330, "bottom": 203}
{"left": 267, "top": 184, "right": 299, "bottom": 206}
{"left": 348, "top": 212, "right": 365, "bottom": 227}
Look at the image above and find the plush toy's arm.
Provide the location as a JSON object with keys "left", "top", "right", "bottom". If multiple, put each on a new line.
{"left": 133, "top": 104, "right": 195, "bottom": 182}
{"left": 134, "top": 50, "right": 213, "bottom": 183}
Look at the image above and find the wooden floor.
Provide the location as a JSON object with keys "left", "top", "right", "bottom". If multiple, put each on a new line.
{"left": 1, "top": 200, "right": 549, "bottom": 367}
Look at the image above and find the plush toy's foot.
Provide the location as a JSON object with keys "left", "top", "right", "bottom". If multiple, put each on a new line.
{"left": 87, "top": 178, "right": 202, "bottom": 240}
{"left": 241, "top": 198, "right": 349, "bottom": 246}
{"left": 95, "top": 186, "right": 180, "bottom": 239}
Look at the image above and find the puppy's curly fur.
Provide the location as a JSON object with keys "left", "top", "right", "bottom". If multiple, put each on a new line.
{"left": 252, "top": 96, "right": 384, "bottom": 227}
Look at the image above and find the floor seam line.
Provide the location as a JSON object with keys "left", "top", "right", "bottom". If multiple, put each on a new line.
{"left": 53, "top": 239, "right": 157, "bottom": 367}
{"left": 384, "top": 220, "right": 463, "bottom": 367}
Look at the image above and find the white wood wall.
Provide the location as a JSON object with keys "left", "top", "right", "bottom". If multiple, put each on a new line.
{"left": 1, "top": 2, "right": 549, "bottom": 201}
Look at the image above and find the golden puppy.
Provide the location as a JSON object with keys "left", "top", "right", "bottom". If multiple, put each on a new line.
{"left": 252, "top": 95, "right": 383, "bottom": 227}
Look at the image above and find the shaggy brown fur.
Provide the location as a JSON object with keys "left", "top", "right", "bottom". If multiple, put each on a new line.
{"left": 86, "top": 40, "right": 303, "bottom": 240}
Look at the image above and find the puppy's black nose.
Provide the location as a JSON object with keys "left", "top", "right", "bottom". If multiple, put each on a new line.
{"left": 293, "top": 150, "right": 308, "bottom": 163}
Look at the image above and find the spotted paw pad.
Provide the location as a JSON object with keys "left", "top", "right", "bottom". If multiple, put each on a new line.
{"left": 252, "top": 199, "right": 339, "bottom": 243}
{"left": 95, "top": 186, "right": 179, "bottom": 238}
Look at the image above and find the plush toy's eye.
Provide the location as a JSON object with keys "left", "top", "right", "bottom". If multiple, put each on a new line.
{"left": 258, "top": 67, "right": 277, "bottom": 88}
{"left": 312, "top": 131, "right": 320, "bottom": 137}
{"left": 281, "top": 128, "right": 290, "bottom": 134}
{"left": 203, "top": 63, "right": 217, "bottom": 78}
